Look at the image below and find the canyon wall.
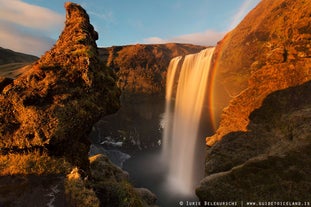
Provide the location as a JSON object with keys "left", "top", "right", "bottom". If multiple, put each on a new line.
{"left": 99, "top": 43, "right": 206, "bottom": 96}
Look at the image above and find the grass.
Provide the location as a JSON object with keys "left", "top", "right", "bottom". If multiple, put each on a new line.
{"left": 0, "top": 63, "right": 31, "bottom": 78}
{"left": 0, "top": 150, "right": 72, "bottom": 175}
{"left": 65, "top": 167, "right": 100, "bottom": 207}
{"left": 89, "top": 154, "right": 145, "bottom": 207}
{"left": 71, "top": 46, "right": 96, "bottom": 58}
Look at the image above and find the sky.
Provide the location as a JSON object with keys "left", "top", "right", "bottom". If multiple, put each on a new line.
{"left": 0, "top": 0, "right": 260, "bottom": 56}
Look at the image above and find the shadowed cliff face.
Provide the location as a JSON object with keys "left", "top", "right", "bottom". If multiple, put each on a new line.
{"left": 99, "top": 43, "right": 206, "bottom": 96}
{"left": 197, "top": 80, "right": 311, "bottom": 201}
{"left": 209, "top": 0, "right": 311, "bottom": 146}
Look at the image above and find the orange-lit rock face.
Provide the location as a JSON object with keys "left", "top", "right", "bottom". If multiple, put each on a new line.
{"left": 208, "top": 0, "right": 311, "bottom": 145}
{"left": 99, "top": 43, "right": 206, "bottom": 96}
{"left": 0, "top": 2, "right": 120, "bottom": 168}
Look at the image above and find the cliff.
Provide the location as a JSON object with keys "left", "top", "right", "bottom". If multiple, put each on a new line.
{"left": 0, "top": 2, "right": 154, "bottom": 206}
{"left": 197, "top": 0, "right": 311, "bottom": 202}
{"left": 197, "top": 80, "right": 311, "bottom": 201}
{"left": 99, "top": 43, "right": 206, "bottom": 96}
{"left": 1, "top": 44, "right": 206, "bottom": 96}
{"left": 208, "top": 0, "right": 311, "bottom": 145}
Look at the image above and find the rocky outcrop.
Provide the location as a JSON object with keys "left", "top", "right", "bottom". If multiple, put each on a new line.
{"left": 208, "top": 0, "right": 311, "bottom": 145}
{"left": 0, "top": 2, "right": 153, "bottom": 207}
{"left": 99, "top": 44, "right": 206, "bottom": 96}
{"left": 0, "top": 2, "right": 120, "bottom": 170}
{"left": 197, "top": 80, "right": 311, "bottom": 201}
{"left": 89, "top": 154, "right": 158, "bottom": 207}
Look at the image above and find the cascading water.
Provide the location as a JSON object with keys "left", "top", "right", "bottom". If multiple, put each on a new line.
{"left": 162, "top": 47, "right": 215, "bottom": 196}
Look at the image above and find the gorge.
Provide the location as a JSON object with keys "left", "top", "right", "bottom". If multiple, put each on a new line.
{"left": 0, "top": 0, "right": 311, "bottom": 206}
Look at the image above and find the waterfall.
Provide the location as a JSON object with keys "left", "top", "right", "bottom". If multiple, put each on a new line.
{"left": 162, "top": 47, "right": 215, "bottom": 195}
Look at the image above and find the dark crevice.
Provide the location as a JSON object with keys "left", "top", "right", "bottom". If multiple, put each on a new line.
{"left": 0, "top": 77, "right": 13, "bottom": 93}
{"left": 0, "top": 146, "right": 47, "bottom": 155}
{"left": 26, "top": 133, "right": 35, "bottom": 141}
{"left": 283, "top": 48, "right": 288, "bottom": 62}
{"left": 22, "top": 92, "right": 54, "bottom": 107}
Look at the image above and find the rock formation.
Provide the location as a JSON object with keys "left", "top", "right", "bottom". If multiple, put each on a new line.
{"left": 197, "top": 0, "right": 311, "bottom": 202}
{"left": 0, "top": 2, "right": 155, "bottom": 206}
{"left": 208, "top": 0, "right": 311, "bottom": 145}
{"left": 99, "top": 43, "right": 206, "bottom": 96}
{"left": 0, "top": 1, "right": 120, "bottom": 170}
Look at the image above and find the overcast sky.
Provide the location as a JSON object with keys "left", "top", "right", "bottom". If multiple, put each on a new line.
{"left": 0, "top": 0, "right": 260, "bottom": 56}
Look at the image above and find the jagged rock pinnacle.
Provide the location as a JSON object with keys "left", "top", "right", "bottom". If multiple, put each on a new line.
{"left": 0, "top": 1, "right": 120, "bottom": 169}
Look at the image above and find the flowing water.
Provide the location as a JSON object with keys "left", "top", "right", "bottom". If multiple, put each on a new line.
{"left": 162, "top": 47, "right": 215, "bottom": 196}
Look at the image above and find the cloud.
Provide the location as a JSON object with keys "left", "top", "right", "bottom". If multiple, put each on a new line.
{"left": 144, "top": 1, "right": 260, "bottom": 47}
{"left": 0, "top": 0, "right": 63, "bottom": 32}
{"left": 144, "top": 30, "right": 225, "bottom": 46}
{"left": 0, "top": 0, "right": 64, "bottom": 56}
{"left": 0, "top": 21, "right": 55, "bottom": 57}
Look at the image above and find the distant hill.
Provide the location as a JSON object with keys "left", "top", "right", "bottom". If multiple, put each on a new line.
{"left": 99, "top": 43, "right": 206, "bottom": 96}
{"left": 0, "top": 47, "right": 38, "bottom": 65}
{"left": 0, "top": 47, "right": 38, "bottom": 78}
